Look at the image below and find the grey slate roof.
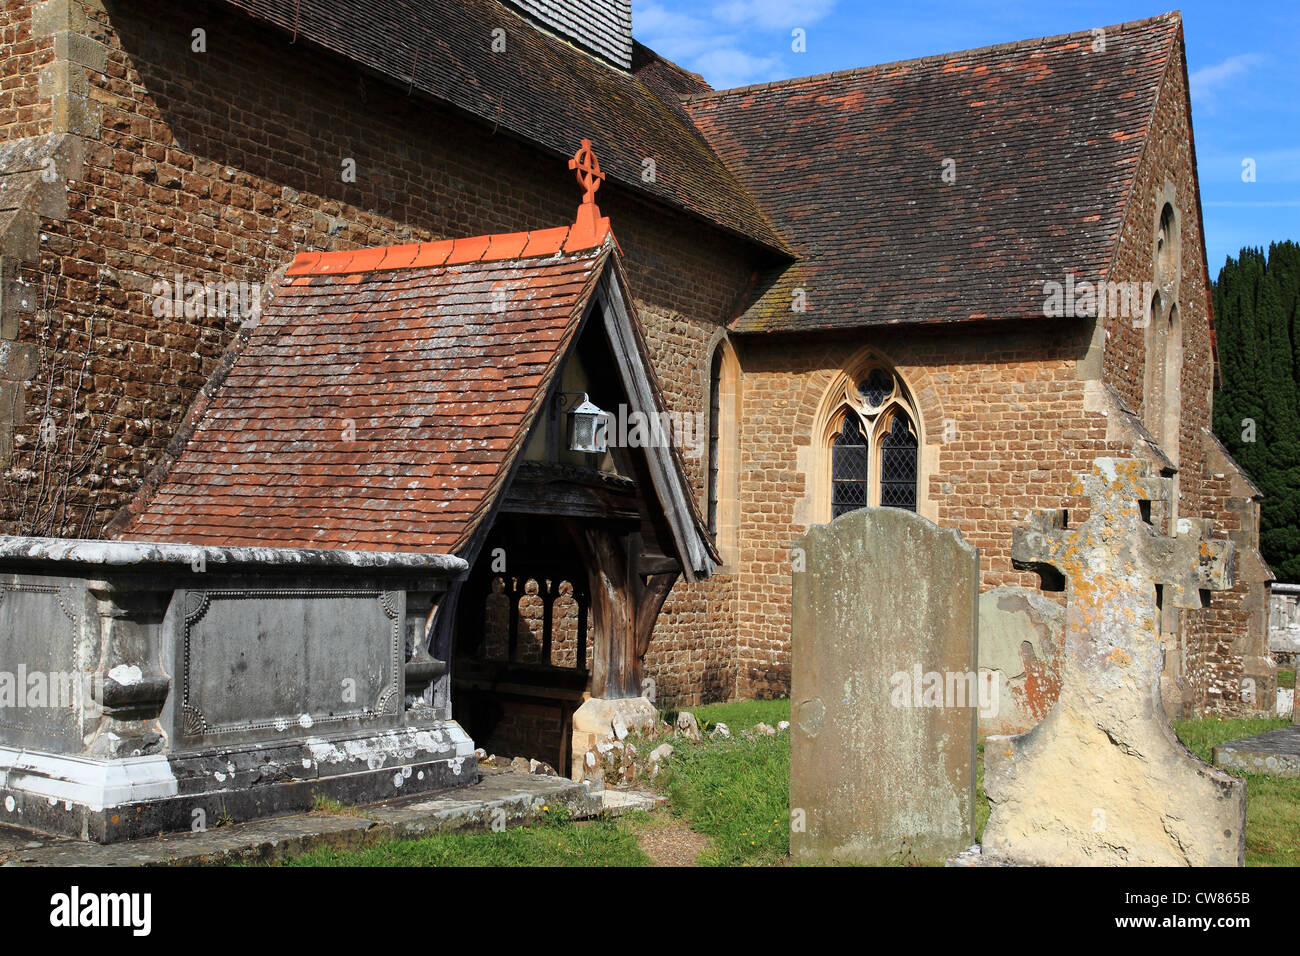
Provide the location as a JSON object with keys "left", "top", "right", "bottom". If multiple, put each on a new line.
{"left": 508, "top": 0, "right": 634, "bottom": 68}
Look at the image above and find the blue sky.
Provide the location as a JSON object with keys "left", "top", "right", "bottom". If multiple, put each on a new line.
{"left": 631, "top": 0, "right": 1299, "bottom": 275}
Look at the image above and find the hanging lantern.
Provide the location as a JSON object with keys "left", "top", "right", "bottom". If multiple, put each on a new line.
{"left": 566, "top": 393, "right": 608, "bottom": 453}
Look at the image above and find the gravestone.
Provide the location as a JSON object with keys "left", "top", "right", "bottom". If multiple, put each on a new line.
{"left": 978, "top": 586, "right": 1064, "bottom": 736}
{"left": 983, "top": 458, "right": 1246, "bottom": 866}
{"left": 790, "top": 506, "right": 979, "bottom": 864}
{"left": 1270, "top": 584, "right": 1300, "bottom": 656}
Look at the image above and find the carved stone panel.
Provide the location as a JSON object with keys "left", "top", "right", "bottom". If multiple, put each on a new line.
{"left": 0, "top": 575, "right": 85, "bottom": 751}
{"left": 175, "top": 588, "right": 403, "bottom": 743}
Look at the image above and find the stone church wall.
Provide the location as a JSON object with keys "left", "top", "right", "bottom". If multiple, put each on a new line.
{"left": 725, "top": 323, "right": 1108, "bottom": 702}
{"left": 1098, "top": 41, "right": 1271, "bottom": 716}
{"left": 2, "top": 0, "right": 758, "bottom": 523}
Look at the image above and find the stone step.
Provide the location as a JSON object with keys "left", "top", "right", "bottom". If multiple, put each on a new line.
{"left": 1213, "top": 724, "right": 1300, "bottom": 778}
{"left": 0, "top": 767, "right": 604, "bottom": 866}
{"left": 365, "top": 767, "right": 602, "bottom": 841}
{"left": 600, "top": 788, "right": 663, "bottom": 816}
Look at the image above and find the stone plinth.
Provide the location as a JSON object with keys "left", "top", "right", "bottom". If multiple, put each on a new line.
{"left": 569, "top": 695, "right": 658, "bottom": 783}
{"left": 1270, "top": 584, "right": 1300, "bottom": 655}
{"left": 1214, "top": 724, "right": 1300, "bottom": 778}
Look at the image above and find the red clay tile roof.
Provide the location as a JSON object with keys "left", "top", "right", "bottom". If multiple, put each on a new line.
{"left": 685, "top": 13, "right": 1183, "bottom": 332}
{"left": 116, "top": 234, "right": 614, "bottom": 552}
{"left": 214, "top": 0, "right": 790, "bottom": 255}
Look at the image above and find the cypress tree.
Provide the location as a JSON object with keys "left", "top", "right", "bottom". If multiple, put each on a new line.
{"left": 1213, "top": 241, "right": 1300, "bottom": 580}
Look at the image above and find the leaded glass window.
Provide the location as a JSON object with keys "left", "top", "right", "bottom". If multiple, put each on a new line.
{"left": 879, "top": 412, "right": 918, "bottom": 512}
{"left": 859, "top": 367, "right": 893, "bottom": 408}
{"left": 826, "top": 364, "right": 920, "bottom": 519}
{"left": 831, "top": 414, "right": 869, "bottom": 518}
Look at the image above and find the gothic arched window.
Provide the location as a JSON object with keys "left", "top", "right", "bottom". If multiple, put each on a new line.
{"left": 831, "top": 415, "right": 869, "bottom": 518}
{"left": 879, "top": 411, "right": 919, "bottom": 512}
{"left": 827, "top": 365, "right": 919, "bottom": 518}
{"left": 704, "top": 338, "right": 741, "bottom": 563}
{"left": 1146, "top": 198, "right": 1183, "bottom": 468}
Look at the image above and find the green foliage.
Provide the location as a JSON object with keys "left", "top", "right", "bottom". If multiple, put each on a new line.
{"left": 309, "top": 794, "right": 362, "bottom": 817}
{"left": 1214, "top": 241, "right": 1300, "bottom": 580}
{"left": 677, "top": 697, "right": 790, "bottom": 731}
{"left": 1173, "top": 716, "right": 1300, "bottom": 866}
{"left": 1171, "top": 716, "right": 1288, "bottom": 763}
{"left": 282, "top": 817, "right": 649, "bottom": 867}
{"left": 653, "top": 727, "right": 790, "bottom": 866}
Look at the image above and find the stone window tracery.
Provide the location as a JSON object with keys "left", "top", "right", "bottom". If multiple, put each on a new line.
{"left": 828, "top": 365, "right": 919, "bottom": 517}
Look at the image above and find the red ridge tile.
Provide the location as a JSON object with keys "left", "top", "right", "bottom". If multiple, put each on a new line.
{"left": 346, "top": 247, "right": 389, "bottom": 272}
{"left": 411, "top": 240, "right": 454, "bottom": 268}
{"left": 285, "top": 252, "right": 323, "bottom": 276}
{"left": 484, "top": 231, "right": 530, "bottom": 260}
{"left": 315, "top": 251, "right": 357, "bottom": 274}
{"left": 521, "top": 226, "right": 570, "bottom": 258}
{"left": 445, "top": 235, "right": 493, "bottom": 264}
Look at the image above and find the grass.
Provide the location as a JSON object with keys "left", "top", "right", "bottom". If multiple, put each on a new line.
{"left": 1172, "top": 716, "right": 1300, "bottom": 867}
{"left": 653, "top": 708, "right": 1300, "bottom": 866}
{"left": 1172, "top": 716, "right": 1287, "bottom": 761}
{"left": 651, "top": 701, "right": 791, "bottom": 866}
{"left": 283, "top": 813, "right": 650, "bottom": 867}
{"left": 309, "top": 793, "right": 365, "bottom": 817}
{"left": 1278, "top": 669, "right": 1295, "bottom": 690}
{"left": 668, "top": 697, "right": 789, "bottom": 734}
{"left": 263, "top": 701, "right": 1300, "bottom": 866}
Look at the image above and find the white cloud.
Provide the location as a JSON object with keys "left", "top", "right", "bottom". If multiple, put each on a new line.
{"left": 634, "top": 2, "right": 739, "bottom": 60}
{"left": 711, "top": 0, "right": 837, "bottom": 29}
{"left": 633, "top": 0, "right": 822, "bottom": 88}
{"left": 1189, "top": 53, "right": 1265, "bottom": 109}
{"left": 692, "top": 48, "right": 784, "bottom": 88}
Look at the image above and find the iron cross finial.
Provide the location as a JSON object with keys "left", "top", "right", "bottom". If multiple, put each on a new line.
{"left": 569, "top": 139, "right": 604, "bottom": 205}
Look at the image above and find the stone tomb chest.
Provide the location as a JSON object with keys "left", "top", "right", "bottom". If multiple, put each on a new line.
{"left": 0, "top": 536, "right": 471, "bottom": 841}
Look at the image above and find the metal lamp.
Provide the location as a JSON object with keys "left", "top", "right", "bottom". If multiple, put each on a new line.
{"left": 562, "top": 392, "right": 609, "bottom": 453}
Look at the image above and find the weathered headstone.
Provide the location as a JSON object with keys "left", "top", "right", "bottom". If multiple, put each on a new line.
{"left": 978, "top": 586, "right": 1063, "bottom": 736}
{"left": 791, "top": 507, "right": 979, "bottom": 864}
{"left": 1270, "top": 584, "right": 1300, "bottom": 656}
{"left": 984, "top": 458, "right": 1246, "bottom": 866}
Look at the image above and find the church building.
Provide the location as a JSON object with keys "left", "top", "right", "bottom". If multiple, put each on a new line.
{"left": 0, "top": 0, "right": 1273, "bottom": 770}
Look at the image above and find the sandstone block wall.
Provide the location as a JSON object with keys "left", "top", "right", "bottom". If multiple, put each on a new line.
{"left": 1099, "top": 41, "right": 1270, "bottom": 715}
